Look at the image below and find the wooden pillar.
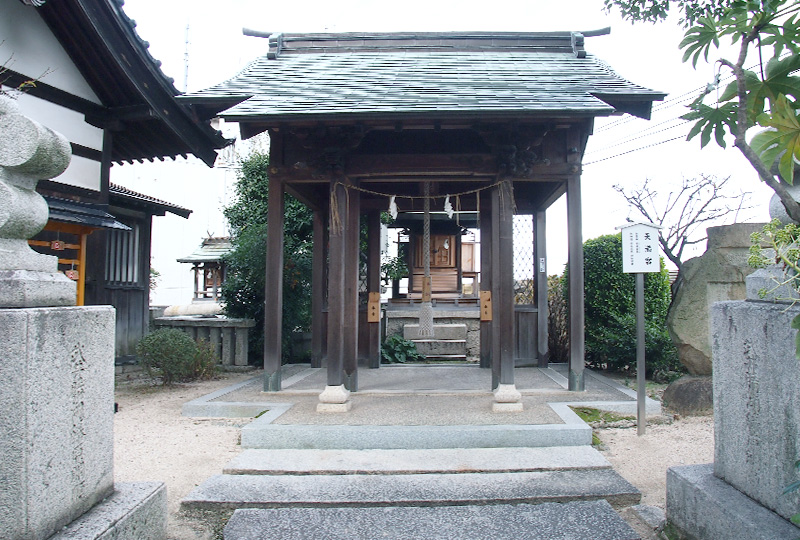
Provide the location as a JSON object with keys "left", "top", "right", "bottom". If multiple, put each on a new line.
{"left": 456, "top": 233, "right": 463, "bottom": 295}
{"left": 263, "top": 175, "right": 285, "bottom": 391}
{"left": 494, "top": 180, "right": 515, "bottom": 386}
{"left": 567, "top": 153, "right": 585, "bottom": 391}
{"left": 534, "top": 210, "right": 549, "bottom": 368}
{"left": 366, "top": 210, "right": 382, "bottom": 369}
{"left": 343, "top": 181, "right": 360, "bottom": 390}
{"left": 492, "top": 180, "right": 522, "bottom": 411}
{"left": 325, "top": 180, "right": 346, "bottom": 388}
{"left": 479, "top": 190, "right": 493, "bottom": 370}
{"left": 319, "top": 179, "right": 353, "bottom": 412}
{"left": 490, "top": 187, "right": 502, "bottom": 388}
{"left": 311, "top": 208, "right": 327, "bottom": 368}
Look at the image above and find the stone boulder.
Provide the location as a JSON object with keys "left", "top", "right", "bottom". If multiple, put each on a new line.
{"left": 667, "top": 223, "right": 765, "bottom": 375}
{"left": 662, "top": 375, "right": 713, "bottom": 416}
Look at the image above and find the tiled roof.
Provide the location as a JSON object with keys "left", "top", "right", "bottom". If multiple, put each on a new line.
{"left": 17, "top": 0, "right": 233, "bottom": 166}
{"left": 177, "top": 237, "right": 232, "bottom": 263}
{"left": 110, "top": 183, "right": 192, "bottom": 218}
{"left": 183, "top": 32, "right": 665, "bottom": 123}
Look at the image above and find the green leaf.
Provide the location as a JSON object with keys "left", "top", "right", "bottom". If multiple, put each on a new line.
{"left": 761, "top": 14, "right": 800, "bottom": 57}
{"left": 680, "top": 17, "right": 720, "bottom": 67}
{"left": 681, "top": 102, "right": 738, "bottom": 148}
{"left": 752, "top": 95, "right": 800, "bottom": 185}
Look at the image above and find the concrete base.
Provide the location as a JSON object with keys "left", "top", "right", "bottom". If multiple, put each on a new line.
{"left": 666, "top": 464, "right": 800, "bottom": 540}
{"left": 49, "top": 482, "right": 167, "bottom": 540}
{"left": 493, "top": 383, "right": 523, "bottom": 412}
{"left": 317, "top": 402, "right": 353, "bottom": 413}
{"left": 317, "top": 385, "right": 351, "bottom": 413}
{"left": 492, "top": 402, "right": 524, "bottom": 412}
{"left": 0, "top": 306, "right": 115, "bottom": 540}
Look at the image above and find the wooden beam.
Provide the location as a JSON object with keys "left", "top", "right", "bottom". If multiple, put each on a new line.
{"left": 263, "top": 176, "right": 285, "bottom": 391}
{"left": 347, "top": 154, "right": 497, "bottom": 177}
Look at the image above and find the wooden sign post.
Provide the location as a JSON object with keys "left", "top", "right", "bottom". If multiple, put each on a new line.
{"left": 617, "top": 221, "right": 662, "bottom": 436}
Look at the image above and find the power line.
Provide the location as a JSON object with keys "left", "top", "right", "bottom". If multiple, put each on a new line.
{"left": 584, "top": 136, "right": 686, "bottom": 166}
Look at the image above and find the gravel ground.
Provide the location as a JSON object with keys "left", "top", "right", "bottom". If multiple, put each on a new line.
{"left": 114, "top": 370, "right": 714, "bottom": 540}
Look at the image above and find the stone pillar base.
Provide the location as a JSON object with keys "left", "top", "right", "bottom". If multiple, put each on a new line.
{"left": 317, "top": 385, "right": 352, "bottom": 413}
{"left": 492, "top": 383, "right": 523, "bottom": 412}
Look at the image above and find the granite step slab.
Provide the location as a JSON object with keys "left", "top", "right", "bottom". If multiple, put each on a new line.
{"left": 182, "top": 468, "right": 640, "bottom": 511}
{"left": 240, "top": 420, "right": 592, "bottom": 450}
{"left": 223, "top": 446, "right": 612, "bottom": 476}
{"left": 223, "top": 500, "right": 640, "bottom": 540}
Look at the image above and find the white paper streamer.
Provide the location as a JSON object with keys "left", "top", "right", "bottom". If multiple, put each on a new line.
{"left": 444, "top": 195, "right": 454, "bottom": 219}
{"left": 389, "top": 195, "right": 398, "bottom": 220}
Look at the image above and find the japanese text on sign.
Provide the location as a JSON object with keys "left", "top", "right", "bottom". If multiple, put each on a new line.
{"left": 619, "top": 223, "right": 661, "bottom": 274}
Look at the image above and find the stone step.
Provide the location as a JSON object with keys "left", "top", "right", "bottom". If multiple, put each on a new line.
{"left": 240, "top": 416, "right": 592, "bottom": 449}
{"left": 223, "top": 446, "right": 612, "bottom": 476}
{"left": 181, "top": 468, "right": 640, "bottom": 511}
{"left": 223, "top": 500, "right": 640, "bottom": 540}
{"left": 404, "top": 323, "right": 467, "bottom": 340}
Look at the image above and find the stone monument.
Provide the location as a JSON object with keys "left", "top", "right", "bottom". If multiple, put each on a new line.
{"left": 665, "top": 269, "right": 800, "bottom": 539}
{"left": 0, "top": 95, "right": 167, "bottom": 539}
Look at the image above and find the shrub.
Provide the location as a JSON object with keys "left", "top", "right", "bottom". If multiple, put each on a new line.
{"left": 135, "top": 329, "right": 218, "bottom": 385}
{"left": 381, "top": 334, "right": 424, "bottom": 364}
{"left": 571, "top": 233, "right": 682, "bottom": 381}
{"left": 547, "top": 274, "right": 569, "bottom": 363}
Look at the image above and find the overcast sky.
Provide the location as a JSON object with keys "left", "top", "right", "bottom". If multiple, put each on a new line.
{"left": 113, "top": 0, "right": 774, "bottom": 304}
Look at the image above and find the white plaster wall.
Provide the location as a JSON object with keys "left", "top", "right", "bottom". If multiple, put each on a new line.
{"left": 0, "top": 0, "right": 101, "bottom": 103}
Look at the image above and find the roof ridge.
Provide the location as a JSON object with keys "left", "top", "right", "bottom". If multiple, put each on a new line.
{"left": 243, "top": 30, "right": 600, "bottom": 59}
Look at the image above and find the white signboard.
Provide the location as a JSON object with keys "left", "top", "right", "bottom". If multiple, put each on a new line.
{"left": 618, "top": 222, "right": 661, "bottom": 274}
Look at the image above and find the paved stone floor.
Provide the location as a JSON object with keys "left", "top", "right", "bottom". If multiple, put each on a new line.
{"left": 205, "top": 364, "right": 639, "bottom": 426}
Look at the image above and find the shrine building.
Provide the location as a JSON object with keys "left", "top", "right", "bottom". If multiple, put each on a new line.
{"left": 181, "top": 31, "right": 664, "bottom": 411}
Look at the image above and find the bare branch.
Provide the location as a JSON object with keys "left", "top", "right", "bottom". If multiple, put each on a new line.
{"left": 615, "top": 174, "right": 755, "bottom": 273}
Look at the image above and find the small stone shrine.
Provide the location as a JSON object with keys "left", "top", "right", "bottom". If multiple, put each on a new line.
{"left": 0, "top": 96, "right": 166, "bottom": 540}
{"left": 665, "top": 268, "right": 800, "bottom": 538}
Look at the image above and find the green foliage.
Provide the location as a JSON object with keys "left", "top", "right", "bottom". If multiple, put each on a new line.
{"left": 135, "top": 329, "right": 218, "bottom": 385}
{"left": 221, "top": 152, "right": 313, "bottom": 363}
{"left": 604, "top": 0, "right": 733, "bottom": 26}
{"left": 547, "top": 274, "right": 570, "bottom": 363}
{"left": 749, "top": 219, "right": 800, "bottom": 357}
{"left": 573, "top": 233, "right": 681, "bottom": 381}
{"left": 381, "top": 255, "right": 408, "bottom": 284}
{"left": 149, "top": 266, "right": 160, "bottom": 292}
{"left": 381, "top": 334, "right": 424, "bottom": 364}
{"left": 677, "top": 0, "right": 800, "bottom": 186}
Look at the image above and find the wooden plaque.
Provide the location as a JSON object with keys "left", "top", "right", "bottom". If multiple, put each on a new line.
{"left": 480, "top": 290, "right": 492, "bottom": 321}
{"left": 367, "top": 292, "right": 381, "bottom": 323}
